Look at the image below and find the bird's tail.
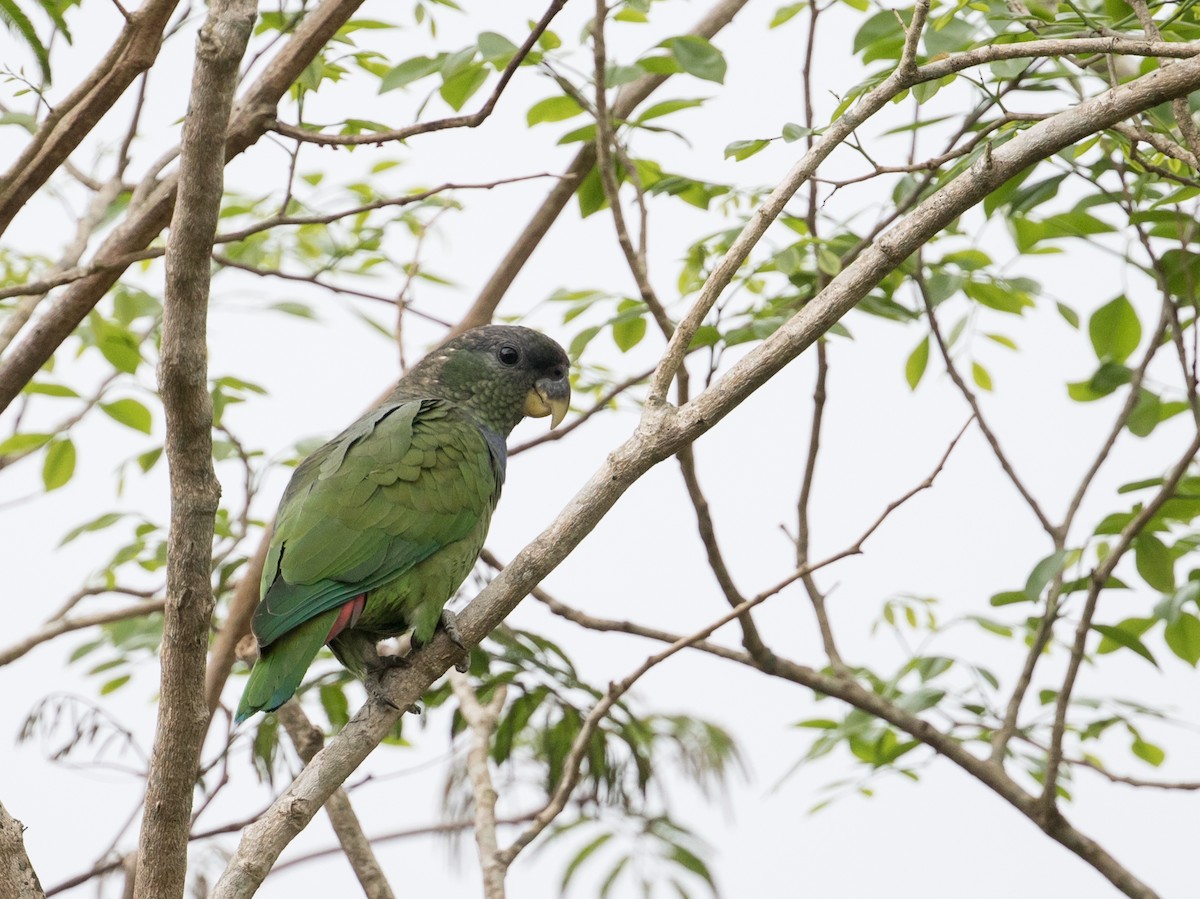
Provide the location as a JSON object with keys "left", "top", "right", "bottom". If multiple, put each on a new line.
{"left": 235, "top": 610, "right": 338, "bottom": 723}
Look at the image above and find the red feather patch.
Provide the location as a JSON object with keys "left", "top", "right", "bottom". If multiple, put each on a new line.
{"left": 326, "top": 594, "right": 366, "bottom": 642}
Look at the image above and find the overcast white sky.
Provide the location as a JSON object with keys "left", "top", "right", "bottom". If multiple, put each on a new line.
{"left": 2, "top": 1, "right": 1197, "bottom": 896}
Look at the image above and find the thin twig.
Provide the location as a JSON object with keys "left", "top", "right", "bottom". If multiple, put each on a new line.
{"left": 0, "top": 600, "right": 165, "bottom": 667}
{"left": 917, "top": 269, "right": 1056, "bottom": 536}
{"left": 269, "top": 0, "right": 567, "bottom": 147}
{"left": 1042, "top": 423, "right": 1200, "bottom": 806}
{"left": 496, "top": 565, "right": 814, "bottom": 868}
{"left": 449, "top": 672, "right": 508, "bottom": 899}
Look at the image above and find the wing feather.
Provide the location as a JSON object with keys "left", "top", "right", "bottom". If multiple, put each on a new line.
{"left": 253, "top": 399, "right": 500, "bottom": 648}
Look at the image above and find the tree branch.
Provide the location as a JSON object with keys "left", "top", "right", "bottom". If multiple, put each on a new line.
{"left": 1042, "top": 422, "right": 1200, "bottom": 806}
{"left": 133, "top": 3, "right": 256, "bottom": 897}
{"left": 448, "top": 672, "right": 507, "bottom": 899}
{"left": 0, "top": 0, "right": 373, "bottom": 414}
{"left": 0, "top": 801, "right": 45, "bottom": 899}
{"left": 209, "top": 46, "right": 1200, "bottom": 899}
{"left": 647, "top": 0, "right": 932, "bottom": 404}
{"left": 453, "top": 0, "right": 755, "bottom": 335}
{"left": 497, "top": 567, "right": 813, "bottom": 869}
{"left": 0, "top": 0, "right": 180, "bottom": 239}
{"left": 917, "top": 267, "right": 1056, "bottom": 536}
{"left": 0, "top": 600, "right": 165, "bottom": 668}
{"left": 268, "top": 0, "right": 567, "bottom": 147}
{"left": 275, "top": 701, "right": 396, "bottom": 899}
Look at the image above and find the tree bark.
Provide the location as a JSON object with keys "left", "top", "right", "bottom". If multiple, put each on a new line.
{"left": 276, "top": 702, "right": 396, "bottom": 899}
{"left": 0, "top": 802, "right": 45, "bottom": 899}
{"left": 132, "top": 3, "right": 257, "bottom": 898}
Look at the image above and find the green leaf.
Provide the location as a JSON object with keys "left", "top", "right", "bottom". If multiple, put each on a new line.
{"left": 97, "top": 329, "right": 141, "bottom": 374}
{"left": 43, "top": 438, "right": 76, "bottom": 491}
{"left": 966, "top": 615, "right": 1013, "bottom": 638}
{"left": 1067, "top": 361, "right": 1132, "bottom": 402}
{"left": 60, "top": 512, "right": 127, "bottom": 546}
{"left": 1025, "top": 549, "right": 1076, "bottom": 600}
{"left": 971, "top": 361, "right": 993, "bottom": 391}
{"left": 853, "top": 10, "right": 905, "bottom": 61}
{"left": 905, "top": 336, "right": 929, "bottom": 390}
{"left": 0, "top": 432, "right": 53, "bottom": 455}
{"left": 271, "top": 301, "right": 316, "bottom": 319}
{"left": 1135, "top": 533, "right": 1175, "bottom": 592}
{"left": 576, "top": 166, "right": 606, "bottom": 218}
{"left": 569, "top": 325, "right": 602, "bottom": 358}
{"left": 556, "top": 123, "right": 596, "bottom": 145}
{"left": 319, "top": 683, "right": 351, "bottom": 729}
{"left": 1127, "top": 389, "right": 1161, "bottom": 438}
{"left": 782, "top": 122, "right": 814, "bottom": 142}
{"left": 1094, "top": 618, "right": 1159, "bottom": 667}
{"left": 668, "top": 844, "right": 716, "bottom": 887}
{"left": 100, "top": 674, "right": 131, "bottom": 696}
{"left": 439, "top": 62, "right": 488, "bottom": 111}
{"left": 614, "top": 304, "right": 652, "bottom": 355}
{"left": 666, "top": 36, "right": 727, "bottom": 83}
{"left": 638, "top": 54, "right": 683, "bottom": 76}
{"left": 895, "top": 686, "right": 945, "bottom": 713}
{"left": 770, "top": 3, "right": 807, "bottom": 27}
{"left": 963, "top": 281, "right": 1032, "bottom": 315}
{"left": 137, "top": 447, "right": 163, "bottom": 472}
{"left": 379, "top": 55, "right": 441, "bottom": 92}
{"left": 1057, "top": 301, "right": 1080, "bottom": 328}
{"left": 1164, "top": 613, "right": 1200, "bottom": 666}
{"left": 635, "top": 98, "right": 706, "bottom": 123}
{"left": 477, "top": 31, "right": 518, "bottom": 63}
{"left": 816, "top": 247, "right": 841, "bottom": 276}
{"left": 526, "top": 95, "right": 582, "bottom": 126}
{"left": 1131, "top": 736, "right": 1165, "bottom": 767}
{"left": 1089, "top": 296, "right": 1141, "bottom": 364}
{"left": 723, "top": 139, "right": 769, "bottom": 161}
{"left": 24, "top": 382, "right": 79, "bottom": 398}
{"left": 101, "top": 399, "right": 152, "bottom": 435}
{"left": 112, "top": 287, "right": 161, "bottom": 324}
{"left": 0, "top": 0, "right": 51, "bottom": 82}
{"left": 990, "top": 590, "right": 1031, "bottom": 607}
{"left": 561, "top": 831, "right": 613, "bottom": 892}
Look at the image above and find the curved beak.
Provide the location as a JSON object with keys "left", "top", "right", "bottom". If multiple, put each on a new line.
{"left": 524, "top": 376, "right": 571, "bottom": 428}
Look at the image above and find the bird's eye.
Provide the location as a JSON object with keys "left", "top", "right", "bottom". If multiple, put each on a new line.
{"left": 497, "top": 345, "right": 520, "bottom": 366}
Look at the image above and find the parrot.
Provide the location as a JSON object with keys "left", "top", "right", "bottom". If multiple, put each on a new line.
{"left": 235, "top": 325, "right": 570, "bottom": 723}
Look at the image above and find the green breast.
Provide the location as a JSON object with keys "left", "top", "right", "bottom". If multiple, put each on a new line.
{"left": 355, "top": 508, "right": 493, "bottom": 645}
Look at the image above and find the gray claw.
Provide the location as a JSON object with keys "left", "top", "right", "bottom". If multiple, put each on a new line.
{"left": 440, "top": 609, "right": 466, "bottom": 650}
{"left": 366, "top": 672, "right": 400, "bottom": 711}
{"left": 440, "top": 609, "right": 471, "bottom": 673}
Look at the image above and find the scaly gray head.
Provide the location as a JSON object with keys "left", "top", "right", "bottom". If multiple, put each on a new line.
{"left": 394, "top": 325, "right": 571, "bottom": 437}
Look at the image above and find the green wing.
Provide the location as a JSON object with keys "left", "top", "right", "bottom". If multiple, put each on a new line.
{"left": 252, "top": 398, "right": 501, "bottom": 648}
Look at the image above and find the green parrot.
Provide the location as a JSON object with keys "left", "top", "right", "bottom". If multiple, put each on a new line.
{"left": 235, "top": 325, "right": 570, "bottom": 723}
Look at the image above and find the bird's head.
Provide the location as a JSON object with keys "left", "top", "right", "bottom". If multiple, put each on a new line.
{"left": 403, "top": 325, "right": 571, "bottom": 437}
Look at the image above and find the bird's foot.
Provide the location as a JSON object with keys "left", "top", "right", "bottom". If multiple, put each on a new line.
{"left": 365, "top": 655, "right": 420, "bottom": 714}
{"left": 375, "top": 653, "right": 411, "bottom": 671}
{"left": 409, "top": 610, "right": 470, "bottom": 673}
{"left": 439, "top": 609, "right": 470, "bottom": 673}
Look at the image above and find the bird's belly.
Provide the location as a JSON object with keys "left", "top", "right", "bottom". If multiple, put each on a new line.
{"left": 353, "top": 531, "right": 486, "bottom": 644}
